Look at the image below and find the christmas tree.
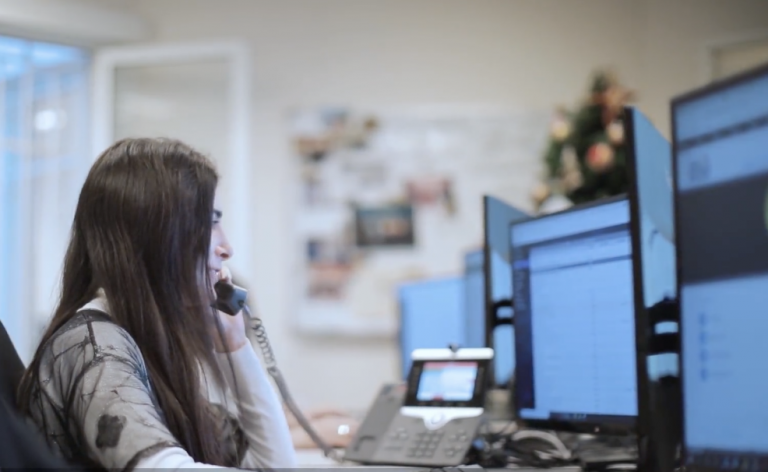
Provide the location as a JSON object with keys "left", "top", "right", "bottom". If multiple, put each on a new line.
{"left": 532, "top": 70, "right": 635, "bottom": 211}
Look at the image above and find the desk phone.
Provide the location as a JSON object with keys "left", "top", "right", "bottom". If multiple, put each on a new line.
{"left": 345, "top": 348, "right": 493, "bottom": 467}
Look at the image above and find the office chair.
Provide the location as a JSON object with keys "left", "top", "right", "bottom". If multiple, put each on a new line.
{"left": 0, "top": 371, "right": 82, "bottom": 469}
{"left": 0, "top": 320, "right": 90, "bottom": 469}
{"left": 0, "top": 320, "right": 25, "bottom": 406}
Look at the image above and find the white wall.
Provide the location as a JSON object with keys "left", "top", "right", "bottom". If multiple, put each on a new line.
{"left": 112, "top": 0, "right": 768, "bottom": 411}
{"left": 0, "top": 0, "right": 148, "bottom": 45}
{"left": 639, "top": 0, "right": 768, "bottom": 136}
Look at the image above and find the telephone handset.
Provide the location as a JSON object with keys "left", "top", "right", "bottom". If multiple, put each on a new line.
{"left": 213, "top": 281, "right": 342, "bottom": 462}
{"left": 212, "top": 281, "right": 248, "bottom": 316}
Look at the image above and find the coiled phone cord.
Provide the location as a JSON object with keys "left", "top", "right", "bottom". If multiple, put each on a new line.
{"left": 243, "top": 305, "right": 344, "bottom": 463}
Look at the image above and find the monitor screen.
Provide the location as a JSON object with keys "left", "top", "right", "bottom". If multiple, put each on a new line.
{"left": 673, "top": 65, "right": 768, "bottom": 470}
{"left": 398, "top": 276, "right": 465, "bottom": 377}
{"left": 464, "top": 249, "right": 485, "bottom": 349}
{"left": 625, "top": 107, "right": 680, "bottom": 469}
{"left": 483, "top": 196, "right": 529, "bottom": 386}
{"left": 416, "top": 361, "right": 479, "bottom": 402}
{"left": 404, "top": 348, "right": 492, "bottom": 408}
{"left": 510, "top": 198, "right": 637, "bottom": 431}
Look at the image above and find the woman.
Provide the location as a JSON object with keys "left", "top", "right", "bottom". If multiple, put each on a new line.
{"left": 17, "top": 138, "right": 296, "bottom": 470}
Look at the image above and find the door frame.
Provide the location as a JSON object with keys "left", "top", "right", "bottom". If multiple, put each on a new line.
{"left": 698, "top": 29, "right": 768, "bottom": 84}
{"left": 91, "top": 40, "right": 253, "bottom": 278}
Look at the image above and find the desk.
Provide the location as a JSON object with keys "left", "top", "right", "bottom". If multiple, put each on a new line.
{"left": 294, "top": 449, "right": 587, "bottom": 470}
{"left": 295, "top": 449, "right": 340, "bottom": 467}
{"left": 295, "top": 449, "right": 436, "bottom": 469}
{"left": 294, "top": 450, "right": 488, "bottom": 469}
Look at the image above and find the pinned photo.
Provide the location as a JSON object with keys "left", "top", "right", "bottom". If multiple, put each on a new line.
{"left": 305, "top": 237, "right": 354, "bottom": 300}
{"left": 405, "top": 176, "right": 456, "bottom": 214}
{"left": 354, "top": 204, "right": 415, "bottom": 248}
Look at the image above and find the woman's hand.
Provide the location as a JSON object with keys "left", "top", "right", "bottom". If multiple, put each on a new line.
{"left": 209, "top": 267, "right": 248, "bottom": 353}
{"left": 289, "top": 415, "right": 359, "bottom": 449}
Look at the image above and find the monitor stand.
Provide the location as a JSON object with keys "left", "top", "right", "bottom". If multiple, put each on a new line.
{"left": 484, "top": 388, "right": 513, "bottom": 421}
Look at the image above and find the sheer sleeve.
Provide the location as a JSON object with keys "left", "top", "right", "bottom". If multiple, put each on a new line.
{"left": 39, "top": 312, "right": 210, "bottom": 470}
{"left": 214, "top": 343, "right": 297, "bottom": 469}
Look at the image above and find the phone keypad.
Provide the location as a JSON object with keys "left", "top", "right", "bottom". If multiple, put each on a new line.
{"left": 406, "top": 431, "right": 444, "bottom": 458}
{"left": 371, "top": 415, "right": 482, "bottom": 466}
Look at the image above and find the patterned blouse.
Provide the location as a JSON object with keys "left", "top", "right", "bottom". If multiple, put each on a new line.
{"left": 24, "top": 294, "right": 296, "bottom": 471}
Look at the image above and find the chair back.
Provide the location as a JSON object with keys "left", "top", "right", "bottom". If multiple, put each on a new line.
{"left": 0, "top": 321, "right": 25, "bottom": 406}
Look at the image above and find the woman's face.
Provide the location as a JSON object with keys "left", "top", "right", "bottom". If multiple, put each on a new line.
{"left": 208, "top": 190, "right": 233, "bottom": 286}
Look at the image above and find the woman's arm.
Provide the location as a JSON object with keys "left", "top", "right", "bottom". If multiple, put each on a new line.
{"left": 206, "top": 274, "right": 296, "bottom": 469}
{"left": 56, "top": 319, "right": 237, "bottom": 471}
{"left": 214, "top": 342, "right": 297, "bottom": 469}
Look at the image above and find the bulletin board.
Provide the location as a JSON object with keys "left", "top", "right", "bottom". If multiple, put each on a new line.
{"left": 288, "top": 106, "right": 551, "bottom": 337}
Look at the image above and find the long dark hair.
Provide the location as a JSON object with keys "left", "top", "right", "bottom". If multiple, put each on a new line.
{"left": 18, "top": 138, "right": 229, "bottom": 464}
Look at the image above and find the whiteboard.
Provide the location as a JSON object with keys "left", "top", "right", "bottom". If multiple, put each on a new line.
{"left": 288, "top": 106, "right": 551, "bottom": 337}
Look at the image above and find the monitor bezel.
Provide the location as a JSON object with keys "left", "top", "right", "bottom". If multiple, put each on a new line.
{"left": 463, "top": 248, "right": 485, "bottom": 349}
{"left": 624, "top": 106, "right": 682, "bottom": 470}
{"left": 508, "top": 194, "right": 637, "bottom": 436}
{"left": 671, "top": 61, "right": 768, "bottom": 472}
{"left": 403, "top": 348, "right": 493, "bottom": 409}
{"left": 624, "top": 106, "right": 652, "bottom": 447}
{"left": 481, "top": 195, "right": 530, "bottom": 388}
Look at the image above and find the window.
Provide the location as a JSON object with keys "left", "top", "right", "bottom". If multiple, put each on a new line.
{"left": 0, "top": 36, "right": 90, "bottom": 362}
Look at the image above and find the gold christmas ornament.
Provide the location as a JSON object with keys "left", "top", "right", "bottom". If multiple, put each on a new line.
{"left": 531, "top": 182, "right": 552, "bottom": 205}
{"left": 607, "top": 121, "right": 624, "bottom": 144}
{"left": 562, "top": 168, "right": 584, "bottom": 192}
{"left": 550, "top": 117, "right": 570, "bottom": 142}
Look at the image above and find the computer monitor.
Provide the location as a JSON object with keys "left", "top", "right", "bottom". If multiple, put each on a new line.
{"left": 672, "top": 62, "right": 768, "bottom": 471}
{"left": 398, "top": 276, "right": 466, "bottom": 378}
{"left": 463, "top": 249, "right": 485, "bottom": 349}
{"left": 483, "top": 195, "right": 529, "bottom": 387}
{"left": 625, "top": 107, "right": 680, "bottom": 471}
{"left": 510, "top": 196, "right": 637, "bottom": 434}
